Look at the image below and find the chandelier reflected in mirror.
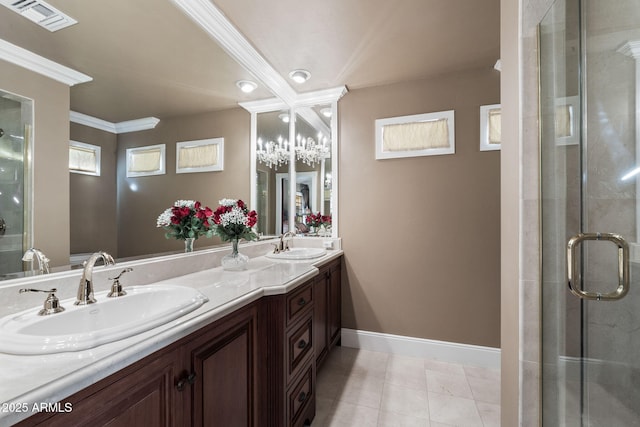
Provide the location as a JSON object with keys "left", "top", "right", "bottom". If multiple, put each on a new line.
{"left": 295, "top": 133, "right": 330, "bottom": 167}
{"left": 257, "top": 136, "right": 289, "bottom": 169}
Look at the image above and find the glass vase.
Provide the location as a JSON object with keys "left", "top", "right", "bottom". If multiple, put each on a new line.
{"left": 184, "top": 237, "right": 195, "bottom": 253}
{"left": 221, "top": 238, "right": 249, "bottom": 271}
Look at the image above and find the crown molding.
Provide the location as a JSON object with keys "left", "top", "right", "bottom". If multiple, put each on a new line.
{"left": 170, "top": 0, "right": 299, "bottom": 106}
{"left": 618, "top": 40, "right": 640, "bottom": 60}
{"left": 115, "top": 117, "right": 160, "bottom": 133}
{"left": 239, "top": 86, "right": 348, "bottom": 114}
{"left": 239, "top": 98, "right": 288, "bottom": 114}
{"left": 0, "top": 38, "right": 92, "bottom": 86}
{"left": 70, "top": 111, "right": 117, "bottom": 133}
{"left": 293, "top": 86, "right": 348, "bottom": 108}
{"left": 70, "top": 111, "right": 160, "bottom": 134}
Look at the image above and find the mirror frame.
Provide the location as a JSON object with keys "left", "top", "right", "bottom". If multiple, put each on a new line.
{"left": 241, "top": 86, "right": 346, "bottom": 238}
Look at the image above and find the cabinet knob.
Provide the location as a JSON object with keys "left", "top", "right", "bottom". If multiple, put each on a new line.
{"left": 297, "top": 339, "right": 307, "bottom": 349}
{"left": 176, "top": 372, "right": 197, "bottom": 391}
{"left": 298, "top": 391, "right": 307, "bottom": 403}
{"left": 297, "top": 298, "right": 306, "bottom": 306}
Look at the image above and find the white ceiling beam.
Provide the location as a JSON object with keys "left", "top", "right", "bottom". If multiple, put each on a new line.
{"left": 170, "top": 0, "right": 299, "bottom": 106}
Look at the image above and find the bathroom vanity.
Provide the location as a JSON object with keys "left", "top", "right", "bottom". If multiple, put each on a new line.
{"left": 0, "top": 242, "right": 342, "bottom": 427}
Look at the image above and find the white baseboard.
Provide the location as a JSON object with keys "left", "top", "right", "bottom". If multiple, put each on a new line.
{"left": 340, "top": 328, "right": 501, "bottom": 370}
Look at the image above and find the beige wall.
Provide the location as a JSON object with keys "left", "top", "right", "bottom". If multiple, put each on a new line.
{"left": 69, "top": 124, "right": 118, "bottom": 255}
{"left": 500, "top": 0, "right": 522, "bottom": 424}
{"left": 339, "top": 68, "right": 501, "bottom": 348}
{"left": 116, "top": 107, "right": 250, "bottom": 258}
{"left": 0, "top": 59, "right": 70, "bottom": 267}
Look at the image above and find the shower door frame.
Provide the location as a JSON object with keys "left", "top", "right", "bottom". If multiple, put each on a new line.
{"left": 0, "top": 88, "right": 34, "bottom": 277}
{"left": 539, "top": 0, "right": 640, "bottom": 425}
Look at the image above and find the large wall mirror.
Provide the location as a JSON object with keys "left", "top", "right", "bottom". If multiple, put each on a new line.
{"left": 0, "top": 0, "right": 345, "bottom": 283}
{"left": 0, "top": 0, "right": 278, "bottom": 281}
{"left": 244, "top": 90, "right": 344, "bottom": 239}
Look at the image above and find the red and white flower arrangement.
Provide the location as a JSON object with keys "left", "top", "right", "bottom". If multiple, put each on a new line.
{"left": 212, "top": 199, "right": 258, "bottom": 242}
{"left": 305, "top": 212, "right": 331, "bottom": 229}
{"left": 156, "top": 200, "right": 214, "bottom": 240}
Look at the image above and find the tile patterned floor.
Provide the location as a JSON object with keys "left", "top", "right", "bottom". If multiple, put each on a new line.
{"left": 311, "top": 346, "right": 501, "bottom": 427}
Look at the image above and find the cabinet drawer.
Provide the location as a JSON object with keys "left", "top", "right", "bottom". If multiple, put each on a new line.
{"left": 287, "top": 364, "right": 313, "bottom": 427}
{"left": 286, "top": 281, "right": 313, "bottom": 326}
{"left": 287, "top": 316, "right": 313, "bottom": 383}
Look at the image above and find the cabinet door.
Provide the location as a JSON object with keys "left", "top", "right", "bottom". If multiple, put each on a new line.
{"left": 328, "top": 260, "right": 342, "bottom": 346}
{"left": 20, "top": 351, "right": 178, "bottom": 427}
{"left": 313, "top": 270, "right": 328, "bottom": 367}
{"left": 188, "top": 305, "right": 258, "bottom": 427}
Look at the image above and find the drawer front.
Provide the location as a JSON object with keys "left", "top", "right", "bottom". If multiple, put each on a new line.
{"left": 287, "top": 364, "right": 313, "bottom": 427}
{"left": 286, "top": 281, "right": 313, "bottom": 325}
{"left": 287, "top": 316, "right": 313, "bottom": 383}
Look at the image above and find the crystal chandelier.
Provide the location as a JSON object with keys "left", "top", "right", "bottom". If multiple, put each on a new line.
{"left": 257, "top": 136, "right": 289, "bottom": 169}
{"left": 294, "top": 133, "right": 330, "bottom": 166}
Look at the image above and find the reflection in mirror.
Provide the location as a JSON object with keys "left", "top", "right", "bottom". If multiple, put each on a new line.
{"left": 256, "top": 110, "right": 290, "bottom": 236}
{"left": 0, "top": 90, "right": 32, "bottom": 277}
{"left": 248, "top": 93, "right": 342, "bottom": 240}
{"left": 293, "top": 107, "right": 332, "bottom": 236}
{"left": 0, "top": 0, "right": 279, "bottom": 281}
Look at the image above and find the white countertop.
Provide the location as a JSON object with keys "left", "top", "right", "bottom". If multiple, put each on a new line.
{"left": 0, "top": 249, "right": 342, "bottom": 426}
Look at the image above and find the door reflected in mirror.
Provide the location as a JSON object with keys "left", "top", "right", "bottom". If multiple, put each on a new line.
{"left": 293, "top": 108, "right": 332, "bottom": 235}
{"left": 256, "top": 110, "right": 290, "bottom": 236}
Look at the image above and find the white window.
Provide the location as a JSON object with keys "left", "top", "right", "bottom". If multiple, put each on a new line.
{"left": 480, "top": 104, "right": 502, "bottom": 151}
{"left": 176, "top": 137, "right": 224, "bottom": 173}
{"left": 69, "top": 141, "right": 101, "bottom": 176}
{"left": 375, "top": 110, "right": 455, "bottom": 160}
{"left": 126, "top": 144, "right": 166, "bottom": 177}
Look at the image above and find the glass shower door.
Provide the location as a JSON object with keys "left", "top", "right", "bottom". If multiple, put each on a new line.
{"left": 0, "top": 90, "right": 31, "bottom": 277}
{"left": 540, "top": 0, "right": 640, "bottom": 425}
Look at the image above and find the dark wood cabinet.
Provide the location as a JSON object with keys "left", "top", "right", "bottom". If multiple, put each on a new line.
{"left": 17, "top": 255, "right": 342, "bottom": 427}
{"left": 314, "top": 256, "right": 342, "bottom": 370}
{"left": 259, "top": 280, "right": 316, "bottom": 427}
{"left": 17, "top": 349, "right": 179, "bottom": 427}
{"left": 328, "top": 258, "right": 342, "bottom": 348}
{"left": 185, "top": 304, "right": 258, "bottom": 427}
{"left": 18, "top": 303, "right": 258, "bottom": 427}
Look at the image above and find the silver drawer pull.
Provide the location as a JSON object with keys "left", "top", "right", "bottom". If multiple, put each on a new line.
{"left": 567, "top": 233, "right": 629, "bottom": 301}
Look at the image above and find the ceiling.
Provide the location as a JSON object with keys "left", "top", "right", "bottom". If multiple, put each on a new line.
{"left": 0, "top": 0, "right": 500, "bottom": 123}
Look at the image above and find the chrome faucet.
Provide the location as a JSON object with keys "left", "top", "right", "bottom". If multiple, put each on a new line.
{"left": 22, "top": 248, "right": 50, "bottom": 275}
{"left": 273, "top": 231, "right": 296, "bottom": 253}
{"left": 75, "top": 251, "right": 115, "bottom": 305}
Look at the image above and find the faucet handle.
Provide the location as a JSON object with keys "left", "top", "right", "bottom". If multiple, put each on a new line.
{"left": 19, "top": 288, "right": 65, "bottom": 316}
{"left": 107, "top": 268, "right": 132, "bottom": 298}
{"left": 108, "top": 268, "right": 133, "bottom": 281}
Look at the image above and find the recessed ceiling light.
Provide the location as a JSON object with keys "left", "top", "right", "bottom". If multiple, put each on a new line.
{"left": 289, "top": 69, "right": 310, "bottom": 84}
{"left": 236, "top": 80, "right": 257, "bottom": 93}
{"left": 320, "top": 107, "right": 332, "bottom": 118}
{"left": 278, "top": 113, "right": 290, "bottom": 123}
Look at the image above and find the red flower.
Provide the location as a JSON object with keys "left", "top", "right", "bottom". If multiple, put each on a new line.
{"left": 247, "top": 210, "right": 258, "bottom": 227}
{"left": 237, "top": 199, "right": 245, "bottom": 209}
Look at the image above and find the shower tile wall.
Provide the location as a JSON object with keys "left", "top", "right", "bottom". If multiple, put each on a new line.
{"left": 522, "top": 0, "right": 640, "bottom": 425}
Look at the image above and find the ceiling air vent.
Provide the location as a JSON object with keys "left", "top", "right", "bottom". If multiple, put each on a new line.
{"left": 1, "top": 0, "right": 77, "bottom": 32}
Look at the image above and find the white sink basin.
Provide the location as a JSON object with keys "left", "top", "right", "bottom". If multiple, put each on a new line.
{"left": 0, "top": 284, "right": 208, "bottom": 355}
{"left": 265, "top": 247, "right": 326, "bottom": 260}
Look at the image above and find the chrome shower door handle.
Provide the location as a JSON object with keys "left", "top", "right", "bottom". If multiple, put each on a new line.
{"left": 567, "top": 233, "right": 630, "bottom": 301}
